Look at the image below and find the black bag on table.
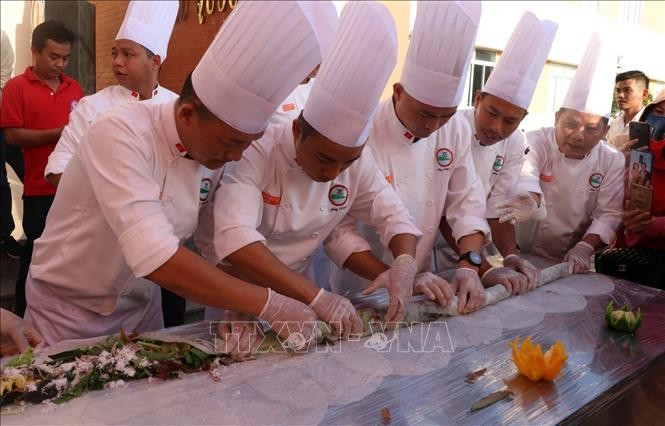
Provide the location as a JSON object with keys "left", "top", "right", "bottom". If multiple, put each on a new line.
{"left": 595, "top": 248, "right": 665, "bottom": 289}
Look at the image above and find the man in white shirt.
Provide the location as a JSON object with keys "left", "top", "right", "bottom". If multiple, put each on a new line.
{"left": 515, "top": 32, "right": 624, "bottom": 274}
{"left": 325, "top": 1, "right": 490, "bottom": 314}
{"left": 45, "top": 1, "right": 180, "bottom": 188}
{"left": 607, "top": 70, "right": 649, "bottom": 149}
{"left": 214, "top": 2, "right": 421, "bottom": 343}
{"left": 24, "top": 1, "right": 338, "bottom": 345}
{"left": 437, "top": 12, "right": 557, "bottom": 295}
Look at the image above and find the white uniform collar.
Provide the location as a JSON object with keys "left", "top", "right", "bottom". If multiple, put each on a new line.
{"left": 160, "top": 100, "right": 189, "bottom": 158}
{"left": 388, "top": 100, "right": 418, "bottom": 145}
{"left": 119, "top": 84, "right": 161, "bottom": 100}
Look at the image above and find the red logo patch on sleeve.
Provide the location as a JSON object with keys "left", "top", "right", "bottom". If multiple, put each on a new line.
{"left": 282, "top": 103, "right": 296, "bottom": 112}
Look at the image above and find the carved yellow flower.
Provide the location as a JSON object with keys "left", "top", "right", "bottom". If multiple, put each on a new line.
{"left": 510, "top": 336, "right": 568, "bottom": 381}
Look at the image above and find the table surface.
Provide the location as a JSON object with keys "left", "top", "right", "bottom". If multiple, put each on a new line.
{"left": 3, "top": 267, "right": 664, "bottom": 425}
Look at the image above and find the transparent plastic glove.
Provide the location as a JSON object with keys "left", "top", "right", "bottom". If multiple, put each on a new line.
{"left": 259, "top": 288, "right": 318, "bottom": 350}
{"left": 503, "top": 254, "right": 539, "bottom": 290}
{"left": 481, "top": 266, "right": 528, "bottom": 295}
{"left": 309, "top": 289, "right": 362, "bottom": 339}
{"left": 0, "top": 308, "right": 44, "bottom": 357}
{"left": 450, "top": 268, "right": 486, "bottom": 314}
{"left": 363, "top": 254, "right": 418, "bottom": 322}
{"left": 216, "top": 310, "right": 263, "bottom": 356}
{"left": 563, "top": 241, "right": 595, "bottom": 274}
{"left": 496, "top": 192, "right": 540, "bottom": 224}
{"left": 414, "top": 272, "right": 454, "bottom": 307}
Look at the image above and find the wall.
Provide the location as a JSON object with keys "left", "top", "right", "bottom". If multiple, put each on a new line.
{"left": 89, "top": 0, "right": 233, "bottom": 93}
{"left": 0, "top": 0, "right": 44, "bottom": 78}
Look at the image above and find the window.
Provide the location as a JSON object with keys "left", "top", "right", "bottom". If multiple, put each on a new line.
{"left": 581, "top": 1, "right": 600, "bottom": 12}
{"left": 548, "top": 63, "right": 576, "bottom": 112}
{"left": 620, "top": 1, "right": 642, "bottom": 24}
{"left": 462, "top": 49, "right": 497, "bottom": 107}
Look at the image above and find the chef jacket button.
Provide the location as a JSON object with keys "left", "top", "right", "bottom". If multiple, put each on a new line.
{"left": 426, "top": 172, "right": 433, "bottom": 179}
{"left": 282, "top": 203, "right": 290, "bottom": 210}
{"left": 311, "top": 231, "right": 320, "bottom": 238}
{"left": 161, "top": 197, "right": 171, "bottom": 206}
{"left": 398, "top": 179, "right": 405, "bottom": 186}
{"left": 427, "top": 226, "right": 435, "bottom": 233}
{"left": 426, "top": 199, "right": 433, "bottom": 206}
{"left": 301, "top": 257, "right": 308, "bottom": 262}
{"left": 274, "top": 233, "right": 283, "bottom": 239}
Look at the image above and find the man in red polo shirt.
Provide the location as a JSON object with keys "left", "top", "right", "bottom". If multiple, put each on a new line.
{"left": 1, "top": 21, "right": 83, "bottom": 316}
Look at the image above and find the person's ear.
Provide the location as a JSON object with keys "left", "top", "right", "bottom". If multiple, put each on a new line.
{"left": 292, "top": 118, "right": 302, "bottom": 144}
{"left": 177, "top": 102, "right": 196, "bottom": 126}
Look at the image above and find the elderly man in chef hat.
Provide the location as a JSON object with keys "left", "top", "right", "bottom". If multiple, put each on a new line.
{"left": 213, "top": 1, "right": 423, "bottom": 353}
{"left": 24, "top": 1, "right": 338, "bottom": 345}
{"left": 325, "top": 1, "right": 490, "bottom": 315}
{"left": 514, "top": 32, "right": 624, "bottom": 274}
{"left": 437, "top": 12, "right": 558, "bottom": 296}
{"left": 46, "top": 0, "right": 180, "bottom": 188}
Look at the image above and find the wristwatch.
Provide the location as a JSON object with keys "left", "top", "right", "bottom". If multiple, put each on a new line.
{"left": 459, "top": 251, "right": 482, "bottom": 268}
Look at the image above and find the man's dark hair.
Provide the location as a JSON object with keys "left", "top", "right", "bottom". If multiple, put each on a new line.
{"left": 31, "top": 20, "right": 76, "bottom": 52}
{"left": 178, "top": 71, "right": 215, "bottom": 121}
{"left": 297, "top": 112, "right": 320, "bottom": 142}
{"left": 615, "top": 70, "right": 649, "bottom": 89}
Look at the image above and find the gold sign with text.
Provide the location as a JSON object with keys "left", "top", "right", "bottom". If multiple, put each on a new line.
{"left": 196, "top": 0, "right": 237, "bottom": 24}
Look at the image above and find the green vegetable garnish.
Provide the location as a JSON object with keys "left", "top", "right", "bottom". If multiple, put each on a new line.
{"left": 605, "top": 301, "right": 643, "bottom": 332}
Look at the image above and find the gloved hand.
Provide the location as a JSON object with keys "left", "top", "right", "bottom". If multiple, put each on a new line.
{"left": 216, "top": 310, "right": 263, "bottom": 357}
{"left": 259, "top": 288, "right": 319, "bottom": 350}
{"left": 363, "top": 254, "right": 418, "bottom": 322}
{"left": 450, "top": 268, "right": 486, "bottom": 314}
{"left": 414, "top": 272, "right": 454, "bottom": 307}
{"left": 309, "top": 288, "right": 363, "bottom": 339}
{"left": 495, "top": 192, "right": 540, "bottom": 224}
{"left": 0, "top": 308, "right": 44, "bottom": 357}
{"left": 503, "top": 254, "right": 539, "bottom": 291}
{"left": 481, "top": 266, "right": 528, "bottom": 295}
{"left": 563, "top": 241, "right": 595, "bottom": 274}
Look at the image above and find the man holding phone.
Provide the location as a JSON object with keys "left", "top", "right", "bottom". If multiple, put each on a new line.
{"left": 608, "top": 70, "right": 649, "bottom": 150}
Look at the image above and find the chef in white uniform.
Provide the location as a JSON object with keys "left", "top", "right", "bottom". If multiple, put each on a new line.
{"left": 45, "top": 1, "right": 180, "bottom": 187}
{"left": 325, "top": 1, "right": 490, "bottom": 314}
{"left": 437, "top": 12, "right": 558, "bottom": 295}
{"left": 24, "top": 1, "right": 339, "bottom": 345}
{"left": 213, "top": 1, "right": 422, "bottom": 339}
{"left": 515, "top": 32, "right": 624, "bottom": 274}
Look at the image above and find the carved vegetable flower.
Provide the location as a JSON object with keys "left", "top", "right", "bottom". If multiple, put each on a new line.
{"left": 605, "top": 301, "right": 642, "bottom": 332}
{"left": 510, "top": 336, "right": 567, "bottom": 381}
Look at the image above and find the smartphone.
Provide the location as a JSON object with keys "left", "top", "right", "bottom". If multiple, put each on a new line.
{"left": 629, "top": 121, "right": 651, "bottom": 150}
{"left": 628, "top": 150, "right": 654, "bottom": 188}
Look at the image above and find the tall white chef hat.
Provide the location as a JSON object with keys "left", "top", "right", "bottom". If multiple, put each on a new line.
{"left": 115, "top": 0, "right": 179, "bottom": 61}
{"left": 400, "top": 1, "right": 481, "bottom": 108}
{"left": 483, "top": 12, "right": 558, "bottom": 110}
{"left": 192, "top": 1, "right": 338, "bottom": 134}
{"left": 303, "top": 1, "right": 397, "bottom": 147}
{"left": 561, "top": 31, "right": 618, "bottom": 117}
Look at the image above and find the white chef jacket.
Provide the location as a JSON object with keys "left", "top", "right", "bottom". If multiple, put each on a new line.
{"left": 45, "top": 84, "right": 178, "bottom": 177}
{"left": 606, "top": 108, "right": 645, "bottom": 146}
{"left": 265, "top": 79, "right": 314, "bottom": 129}
{"left": 460, "top": 108, "right": 532, "bottom": 216}
{"left": 26, "top": 99, "right": 219, "bottom": 344}
{"left": 325, "top": 99, "right": 490, "bottom": 293}
{"left": 515, "top": 126, "right": 624, "bottom": 260}
{"left": 213, "top": 121, "right": 421, "bottom": 278}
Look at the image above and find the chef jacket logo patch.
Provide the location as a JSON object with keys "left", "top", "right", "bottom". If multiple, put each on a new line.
{"left": 200, "top": 178, "right": 212, "bottom": 202}
{"left": 329, "top": 184, "right": 348, "bottom": 207}
{"left": 70, "top": 100, "right": 78, "bottom": 111}
{"left": 492, "top": 155, "right": 504, "bottom": 172}
{"left": 436, "top": 148, "right": 454, "bottom": 168}
{"left": 589, "top": 173, "right": 603, "bottom": 189}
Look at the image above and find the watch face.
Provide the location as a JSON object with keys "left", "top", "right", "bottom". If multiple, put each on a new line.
{"left": 469, "top": 252, "right": 482, "bottom": 265}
